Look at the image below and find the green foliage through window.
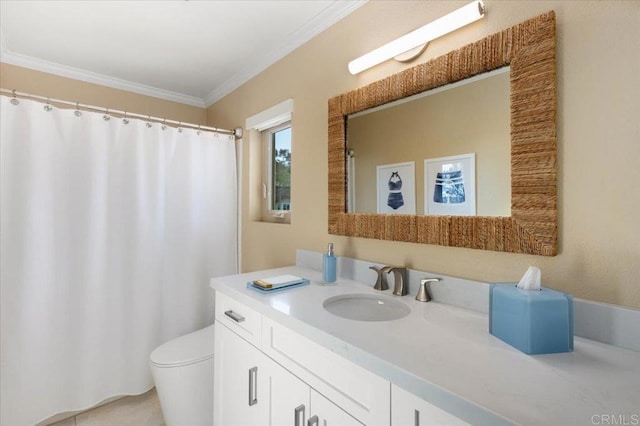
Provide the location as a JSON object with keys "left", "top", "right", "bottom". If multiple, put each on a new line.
{"left": 271, "top": 127, "right": 291, "bottom": 211}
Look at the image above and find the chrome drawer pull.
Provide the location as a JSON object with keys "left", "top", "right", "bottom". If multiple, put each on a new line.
{"left": 248, "top": 366, "right": 258, "bottom": 406}
{"left": 307, "top": 415, "right": 319, "bottom": 426}
{"left": 224, "top": 310, "right": 245, "bottom": 323}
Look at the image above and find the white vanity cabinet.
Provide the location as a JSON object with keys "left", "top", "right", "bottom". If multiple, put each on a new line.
{"left": 213, "top": 322, "right": 268, "bottom": 426}
{"left": 214, "top": 291, "right": 387, "bottom": 426}
{"left": 213, "top": 310, "right": 364, "bottom": 425}
{"left": 214, "top": 320, "right": 315, "bottom": 426}
{"left": 391, "top": 385, "right": 468, "bottom": 426}
{"left": 261, "top": 316, "right": 390, "bottom": 425}
{"left": 214, "top": 290, "right": 462, "bottom": 426}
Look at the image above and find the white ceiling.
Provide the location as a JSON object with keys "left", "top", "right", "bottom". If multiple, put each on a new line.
{"left": 0, "top": 0, "right": 366, "bottom": 107}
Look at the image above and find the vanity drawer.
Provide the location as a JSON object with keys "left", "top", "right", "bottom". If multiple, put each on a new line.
{"left": 215, "top": 292, "right": 262, "bottom": 347}
{"left": 262, "top": 317, "right": 390, "bottom": 425}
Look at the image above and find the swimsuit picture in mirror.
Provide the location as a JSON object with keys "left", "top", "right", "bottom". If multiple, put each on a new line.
{"left": 376, "top": 161, "right": 416, "bottom": 214}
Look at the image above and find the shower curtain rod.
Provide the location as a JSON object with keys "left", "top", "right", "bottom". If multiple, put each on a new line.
{"left": 1, "top": 88, "right": 239, "bottom": 137}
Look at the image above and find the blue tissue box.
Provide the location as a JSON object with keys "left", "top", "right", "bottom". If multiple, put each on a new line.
{"left": 489, "top": 284, "right": 573, "bottom": 355}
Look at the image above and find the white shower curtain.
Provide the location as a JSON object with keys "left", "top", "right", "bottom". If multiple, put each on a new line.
{"left": 0, "top": 96, "right": 237, "bottom": 425}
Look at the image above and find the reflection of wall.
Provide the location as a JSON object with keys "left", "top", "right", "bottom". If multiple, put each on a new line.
{"left": 347, "top": 71, "right": 509, "bottom": 215}
{"left": 208, "top": 1, "right": 640, "bottom": 309}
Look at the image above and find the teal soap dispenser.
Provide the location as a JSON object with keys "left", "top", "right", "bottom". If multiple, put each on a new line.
{"left": 323, "top": 243, "right": 337, "bottom": 283}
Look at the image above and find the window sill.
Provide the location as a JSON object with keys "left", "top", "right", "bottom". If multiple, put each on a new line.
{"left": 259, "top": 211, "right": 291, "bottom": 225}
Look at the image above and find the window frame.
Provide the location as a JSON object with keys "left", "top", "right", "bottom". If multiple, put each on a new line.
{"left": 245, "top": 99, "right": 294, "bottom": 225}
{"left": 261, "top": 121, "right": 292, "bottom": 223}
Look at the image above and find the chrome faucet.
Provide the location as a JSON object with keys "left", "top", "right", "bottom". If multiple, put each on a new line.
{"left": 369, "top": 266, "right": 390, "bottom": 291}
{"left": 369, "top": 265, "right": 408, "bottom": 295}
{"left": 387, "top": 267, "right": 408, "bottom": 296}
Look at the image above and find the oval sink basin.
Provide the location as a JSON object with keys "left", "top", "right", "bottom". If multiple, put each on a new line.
{"left": 323, "top": 293, "right": 410, "bottom": 321}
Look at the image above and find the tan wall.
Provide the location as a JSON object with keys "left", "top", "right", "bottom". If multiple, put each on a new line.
{"left": 208, "top": 1, "right": 640, "bottom": 308}
{"left": 0, "top": 63, "right": 206, "bottom": 124}
{"left": 348, "top": 70, "right": 510, "bottom": 216}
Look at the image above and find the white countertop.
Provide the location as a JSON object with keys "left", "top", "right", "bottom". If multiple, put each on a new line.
{"left": 211, "top": 266, "right": 640, "bottom": 426}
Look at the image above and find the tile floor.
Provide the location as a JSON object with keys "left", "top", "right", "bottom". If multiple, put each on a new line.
{"left": 49, "top": 389, "right": 165, "bottom": 426}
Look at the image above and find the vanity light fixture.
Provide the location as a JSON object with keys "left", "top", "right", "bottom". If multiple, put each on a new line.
{"left": 348, "top": 0, "right": 486, "bottom": 75}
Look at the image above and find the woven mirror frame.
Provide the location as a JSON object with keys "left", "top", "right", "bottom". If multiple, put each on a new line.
{"left": 328, "top": 12, "right": 557, "bottom": 256}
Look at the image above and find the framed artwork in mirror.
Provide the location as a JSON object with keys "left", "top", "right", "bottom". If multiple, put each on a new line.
{"left": 425, "top": 154, "right": 475, "bottom": 216}
{"left": 376, "top": 161, "right": 416, "bottom": 214}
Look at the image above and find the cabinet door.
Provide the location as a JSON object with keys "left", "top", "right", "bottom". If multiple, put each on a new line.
{"left": 310, "top": 389, "right": 364, "bottom": 426}
{"left": 268, "top": 360, "right": 311, "bottom": 426}
{"left": 214, "top": 323, "right": 268, "bottom": 426}
{"left": 391, "top": 384, "right": 468, "bottom": 426}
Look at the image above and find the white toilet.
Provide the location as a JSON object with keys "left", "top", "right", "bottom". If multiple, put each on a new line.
{"left": 150, "top": 324, "right": 215, "bottom": 426}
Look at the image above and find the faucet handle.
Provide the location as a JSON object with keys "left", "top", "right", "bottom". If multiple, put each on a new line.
{"left": 369, "top": 266, "right": 389, "bottom": 291}
{"left": 416, "top": 277, "right": 441, "bottom": 302}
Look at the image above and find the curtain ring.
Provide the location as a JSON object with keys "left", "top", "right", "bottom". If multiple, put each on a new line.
{"left": 122, "top": 112, "right": 129, "bottom": 124}
{"left": 197, "top": 125, "right": 201, "bottom": 135}
{"left": 103, "top": 108, "right": 111, "bottom": 121}
{"left": 10, "top": 90, "right": 20, "bottom": 105}
{"left": 146, "top": 115, "right": 152, "bottom": 128}
{"left": 161, "top": 118, "right": 167, "bottom": 130}
{"left": 177, "top": 122, "right": 183, "bottom": 133}
{"left": 74, "top": 102, "right": 82, "bottom": 117}
{"left": 43, "top": 97, "right": 53, "bottom": 112}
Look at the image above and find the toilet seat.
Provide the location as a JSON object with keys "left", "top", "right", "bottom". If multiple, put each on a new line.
{"left": 150, "top": 324, "right": 215, "bottom": 368}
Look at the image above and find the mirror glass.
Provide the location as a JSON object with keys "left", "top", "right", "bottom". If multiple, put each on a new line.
{"left": 346, "top": 67, "right": 510, "bottom": 217}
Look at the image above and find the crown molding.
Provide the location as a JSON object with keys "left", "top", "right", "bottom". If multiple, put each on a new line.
{"left": 0, "top": 49, "right": 206, "bottom": 108}
{"left": 204, "top": 0, "right": 368, "bottom": 106}
{"left": 1, "top": 0, "right": 367, "bottom": 109}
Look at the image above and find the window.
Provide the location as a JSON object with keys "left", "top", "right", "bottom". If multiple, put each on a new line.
{"left": 245, "top": 99, "right": 294, "bottom": 224}
{"left": 262, "top": 122, "right": 291, "bottom": 222}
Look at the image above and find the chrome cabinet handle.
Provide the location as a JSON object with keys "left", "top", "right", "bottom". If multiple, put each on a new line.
{"left": 414, "top": 409, "right": 420, "bottom": 426}
{"left": 248, "top": 366, "right": 258, "bottom": 406}
{"left": 225, "top": 310, "right": 245, "bottom": 323}
{"left": 294, "top": 404, "right": 306, "bottom": 426}
{"left": 307, "top": 415, "right": 319, "bottom": 426}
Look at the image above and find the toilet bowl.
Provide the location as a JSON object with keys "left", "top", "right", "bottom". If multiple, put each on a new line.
{"left": 150, "top": 324, "right": 215, "bottom": 426}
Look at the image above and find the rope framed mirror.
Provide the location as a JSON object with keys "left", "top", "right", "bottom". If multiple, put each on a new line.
{"left": 328, "top": 12, "right": 557, "bottom": 256}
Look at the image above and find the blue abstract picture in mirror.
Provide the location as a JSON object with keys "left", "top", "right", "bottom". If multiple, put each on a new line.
{"left": 434, "top": 170, "right": 465, "bottom": 204}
